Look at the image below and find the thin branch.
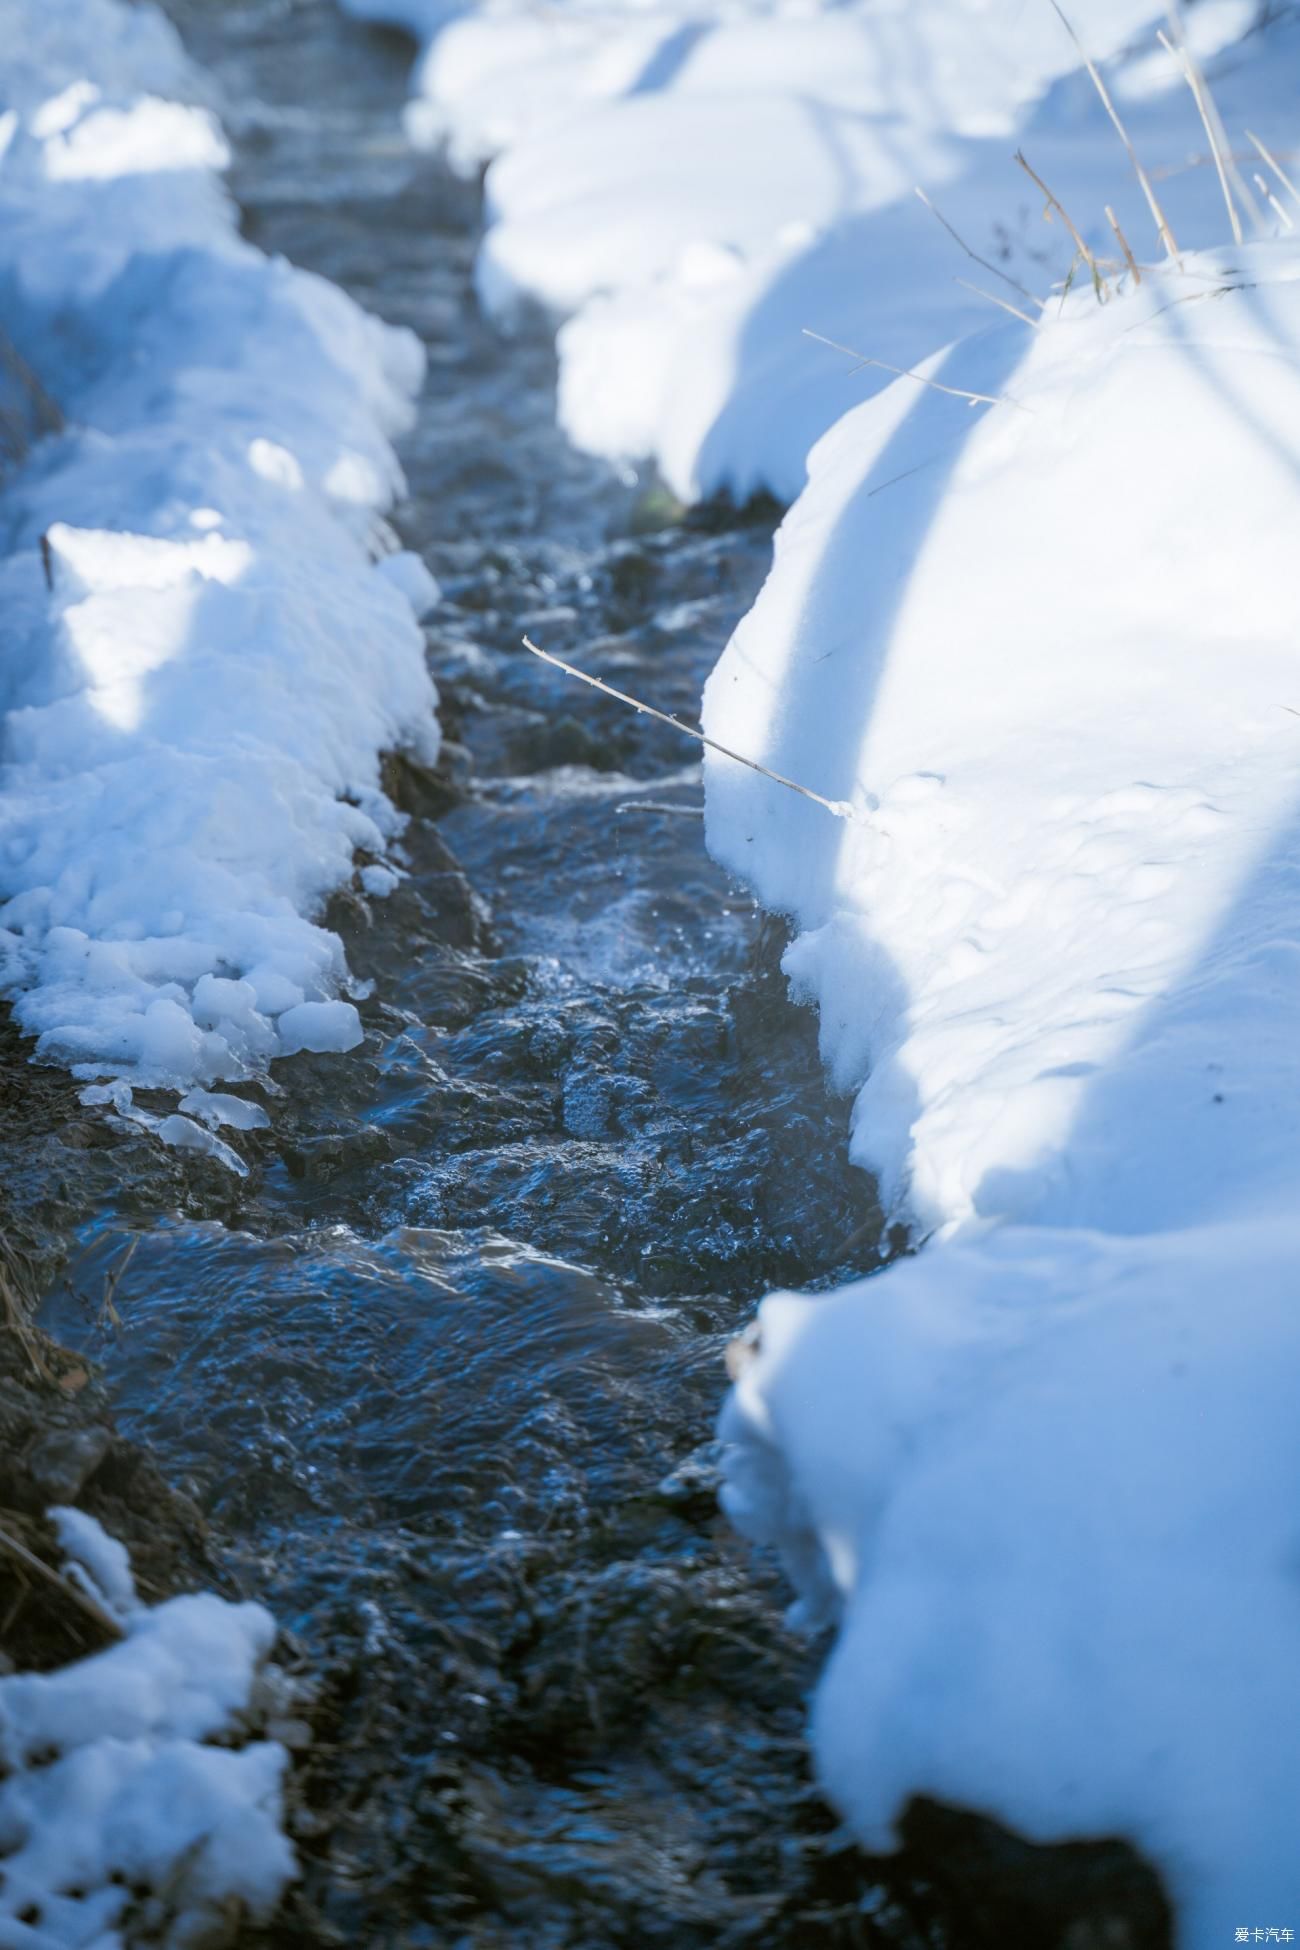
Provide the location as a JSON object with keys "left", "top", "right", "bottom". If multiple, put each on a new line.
{"left": 0, "top": 1522, "right": 124, "bottom": 1642}
{"left": 1014, "top": 150, "right": 1110, "bottom": 300}
{"left": 1246, "top": 129, "right": 1300, "bottom": 211}
{"left": 1157, "top": 27, "right": 1242, "bottom": 243}
{"left": 1105, "top": 204, "right": 1142, "bottom": 283}
{"left": 614, "top": 800, "right": 704, "bottom": 818}
{"left": 914, "top": 186, "right": 1045, "bottom": 307}
{"left": 1048, "top": 0, "right": 1180, "bottom": 263}
{"left": 954, "top": 276, "right": 1040, "bottom": 327}
{"left": 520, "top": 638, "right": 860, "bottom": 823}
{"left": 802, "top": 327, "right": 1026, "bottom": 410}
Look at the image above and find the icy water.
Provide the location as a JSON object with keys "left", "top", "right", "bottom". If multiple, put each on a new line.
{"left": 31, "top": 2, "right": 944, "bottom": 1942}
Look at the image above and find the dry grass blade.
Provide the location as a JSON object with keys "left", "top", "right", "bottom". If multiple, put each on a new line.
{"left": 914, "top": 186, "right": 1045, "bottom": 308}
{"left": 520, "top": 637, "right": 860, "bottom": 822}
{"left": 1247, "top": 130, "right": 1300, "bottom": 211}
{"left": 0, "top": 1258, "right": 56, "bottom": 1384}
{"left": 802, "top": 327, "right": 1026, "bottom": 408}
{"left": 1105, "top": 204, "right": 1142, "bottom": 283}
{"left": 1157, "top": 26, "right": 1244, "bottom": 243}
{"left": 1049, "top": 0, "right": 1180, "bottom": 262}
{"left": 1253, "top": 171, "right": 1295, "bottom": 231}
{"left": 954, "top": 276, "right": 1041, "bottom": 327}
{"left": 1015, "top": 150, "right": 1111, "bottom": 299}
{"left": 0, "top": 1521, "right": 124, "bottom": 1642}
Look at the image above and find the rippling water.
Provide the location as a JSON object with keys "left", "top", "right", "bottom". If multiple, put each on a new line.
{"left": 31, "top": 4, "right": 942, "bottom": 1941}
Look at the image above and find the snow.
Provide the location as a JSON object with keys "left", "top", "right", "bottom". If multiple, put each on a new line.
{"left": 721, "top": 1219, "right": 1300, "bottom": 1946}
{"left": 706, "top": 241, "right": 1300, "bottom": 1946}
{"left": 0, "top": 1511, "right": 293, "bottom": 1944}
{"left": 338, "top": 0, "right": 1300, "bottom": 1930}
{"left": 354, "top": 0, "right": 1297, "bottom": 501}
{"left": 0, "top": 0, "right": 440, "bottom": 1104}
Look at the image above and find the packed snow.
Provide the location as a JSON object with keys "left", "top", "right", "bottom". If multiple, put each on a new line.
{"left": 0, "top": 0, "right": 440, "bottom": 1111}
{"left": 0, "top": 1509, "right": 293, "bottom": 1944}
{"left": 348, "top": 0, "right": 1300, "bottom": 1937}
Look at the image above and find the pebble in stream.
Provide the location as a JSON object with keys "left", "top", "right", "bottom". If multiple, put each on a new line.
{"left": 27, "top": 3, "right": 1172, "bottom": 1947}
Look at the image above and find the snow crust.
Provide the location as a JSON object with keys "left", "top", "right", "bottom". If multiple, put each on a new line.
{"left": 0, "top": 1510, "right": 293, "bottom": 1944}
{"left": 0, "top": 0, "right": 440, "bottom": 1099}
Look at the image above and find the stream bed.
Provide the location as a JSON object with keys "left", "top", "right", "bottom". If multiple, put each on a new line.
{"left": 21, "top": 1, "right": 945, "bottom": 1943}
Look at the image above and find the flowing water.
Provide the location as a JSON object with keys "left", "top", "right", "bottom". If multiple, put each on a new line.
{"left": 29, "top": 2, "right": 951, "bottom": 1942}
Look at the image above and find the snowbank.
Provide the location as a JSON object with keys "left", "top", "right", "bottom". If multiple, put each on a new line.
{"left": 348, "top": 0, "right": 1294, "bottom": 500}
{"left": 0, "top": 1509, "right": 293, "bottom": 1943}
{"left": 708, "top": 243, "right": 1300, "bottom": 1942}
{"left": 0, "top": 0, "right": 440, "bottom": 1108}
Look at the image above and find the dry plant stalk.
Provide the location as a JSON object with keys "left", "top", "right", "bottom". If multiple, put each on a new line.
{"left": 1106, "top": 205, "right": 1143, "bottom": 282}
{"left": 0, "top": 1260, "right": 55, "bottom": 1384}
{"left": 0, "top": 1520, "right": 124, "bottom": 1642}
{"left": 1049, "top": 0, "right": 1180, "bottom": 262}
{"left": 914, "top": 186, "right": 1045, "bottom": 308}
{"left": 1015, "top": 150, "right": 1111, "bottom": 298}
{"left": 802, "top": 327, "right": 1025, "bottom": 408}
{"left": 1246, "top": 130, "right": 1300, "bottom": 210}
{"left": 520, "top": 637, "right": 859, "bottom": 822}
{"left": 1253, "top": 171, "right": 1295, "bottom": 231}
{"left": 954, "top": 276, "right": 1041, "bottom": 327}
{"left": 1157, "top": 26, "right": 1244, "bottom": 243}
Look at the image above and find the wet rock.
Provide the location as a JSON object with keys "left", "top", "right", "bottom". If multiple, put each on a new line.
{"left": 25, "top": 1422, "right": 112, "bottom": 1501}
{"left": 897, "top": 1797, "right": 1174, "bottom": 1950}
{"left": 508, "top": 712, "right": 618, "bottom": 774}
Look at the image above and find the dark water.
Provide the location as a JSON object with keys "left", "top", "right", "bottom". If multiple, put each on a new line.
{"left": 33, "top": 3, "right": 940, "bottom": 1942}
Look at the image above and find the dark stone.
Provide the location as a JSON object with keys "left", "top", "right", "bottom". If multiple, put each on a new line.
{"left": 25, "top": 1424, "right": 112, "bottom": 1502}
{"left": 897, "top": 1796, "right": 1175, "bottom": 1950}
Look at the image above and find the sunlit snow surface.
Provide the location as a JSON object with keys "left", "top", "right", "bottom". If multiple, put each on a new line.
{"left": 348, "top": 0, "right": 1293, "bottom": 499}
{"left": 0, "top": 1511, "right": 293, "bottom": 1944}
{"left": 701, "top": 228, "right": 1300, "bottom": 1950}
{"left": 0, "top": 0, "right": 440, "bottom": 1105}
{"left": 344, "top": 0, "right": 1300, "bottom": 1938}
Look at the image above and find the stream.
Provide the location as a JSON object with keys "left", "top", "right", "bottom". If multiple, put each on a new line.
{"left": 27, "top": 1, "right": 955, "bottom": 1942}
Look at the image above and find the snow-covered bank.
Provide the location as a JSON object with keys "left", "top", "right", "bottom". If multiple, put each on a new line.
{"left": 0, "top": 0, "right": 440, "bottom": 1115}
{"left": 709, "top": 242, "right": 1300, "bottom": 1943}
{"left": 345, "top": 0, "right": 1297, "bottom": 501}
{"left": 0, "top": 1509, "right": 294, "bottom": 1943}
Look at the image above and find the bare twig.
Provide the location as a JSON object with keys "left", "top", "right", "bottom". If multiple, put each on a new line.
{"left": 802, "top": 327, "right": 1025, "bottom": 409}
{"left": 97, "top": 1236, "right": 138, "bottom": 1332}
{"left": 521, "top": 638, "right": 860, "bottom": 823}
{"left": 914, "top": 186, "right": 1045, "bottom": 307}
{"left": 1157, "top": 26, "right": 1243, "bottom": 242}
{"left": 1049, "top": 0, "right": 1180, "bottom": 262}
{"left": 954, "top": 277, "right": 1040, "bottom": 327}
{"left": 1105, "top": 205, "right": 1143, "bottom": 283}
{"left": 1015, "top": 150, "right": 1110, "bottom": 299}
{"left": 1247, "top": 129, "right": 1300, "bottom": 210}
{"left": 0, "top": 1522, "right": 124, "bottom": 1642}
{"left": 614, "top": 800, "right": 704, "bottom": 818}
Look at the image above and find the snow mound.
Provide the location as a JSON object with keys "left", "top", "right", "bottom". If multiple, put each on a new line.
{"left": 0, "top": 1509, "right": 294, "bottom": 1944}
{"left": 722, "top": 1219, "right": 1300, "bottom": 1947}
{"left": 0, "top": 0, "right": 440, "bottom": 1098}
{"left": 708, "top": 241, "right": 1300, "bottom": 1942}
{"left": 347, "top": 0, "right": 1296, "bottom": 501}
